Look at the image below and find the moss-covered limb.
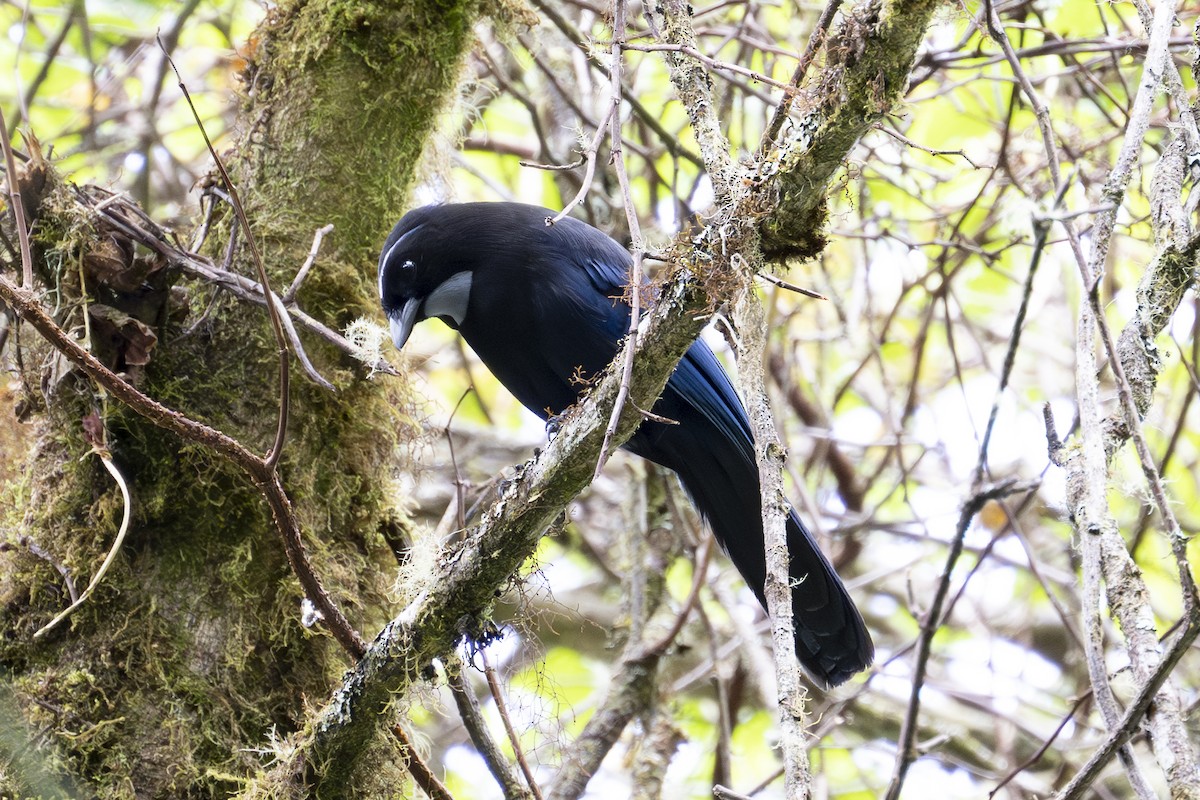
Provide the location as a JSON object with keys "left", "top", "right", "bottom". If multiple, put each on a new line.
{"left": 2, "top": 0, "right": 480, "bottom": 795}
{"left": 238, "top": 0, "right": 477, "bottom": 260}
{"left": 1, "top": 166, "right": 299, "bottom": 799}
{"left": 1106, "top": 137, "right": 1199, "bottom": 441}
{"left": 650, "top": 0, "right": 738, "bottom": 203}
{"left": 1108, "top": 243, "right": 1198, "bottom": 434}
{"left": 760, "top": 0, "right": 943, "bottom": 260}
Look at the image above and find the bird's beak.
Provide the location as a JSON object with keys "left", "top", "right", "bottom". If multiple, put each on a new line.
{"left": 388, "top": 296, "right": 423, "bottom": 350}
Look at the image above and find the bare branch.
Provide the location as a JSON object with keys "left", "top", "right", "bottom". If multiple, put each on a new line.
{"left": 283, "top": 223, "right": 334, "bottom": 304}
{"left": 446, "top": 657, "right": 534, "bottom": 800}
{"left": 159, "top": 40, "right": 291, "bottom": 469}
{"left": 482, "top": 653, "right": 544, "bottom": 800}
{"left": 0, "top": 108, "right": 33, "bottom": 288}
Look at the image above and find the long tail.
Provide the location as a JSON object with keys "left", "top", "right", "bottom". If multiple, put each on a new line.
{"left": 625, "top": 349, "right": 873, "bottom": 687}
{"left": 662, "top": 439, "right": 873, "bottom": 686}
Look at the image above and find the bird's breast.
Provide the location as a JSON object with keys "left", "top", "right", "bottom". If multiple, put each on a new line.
{"left": 459, "top": 273, "right": 628, "bottom": 419}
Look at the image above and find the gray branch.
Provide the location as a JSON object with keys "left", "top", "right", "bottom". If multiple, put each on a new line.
{"left": 289, "top": 0, "right": 945, "bottom": 791}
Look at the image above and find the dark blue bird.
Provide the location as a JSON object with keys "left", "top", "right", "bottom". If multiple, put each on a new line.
{"left": 378, "top": 202, "right": 872, "bottom": 686}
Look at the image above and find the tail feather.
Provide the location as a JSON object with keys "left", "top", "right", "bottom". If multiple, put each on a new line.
{"left": 626, "top": 372, "right": 873, "bottom": 687}
{"left": 670, "top": 451, "right": 873, "bottom": 687}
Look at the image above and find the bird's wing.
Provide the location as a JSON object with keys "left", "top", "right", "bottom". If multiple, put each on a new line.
{"left": 667, "top": 341, "right": 756, "bottom": 462}
{"left": 569, "top": 223, "right": 755, "bottom": 459}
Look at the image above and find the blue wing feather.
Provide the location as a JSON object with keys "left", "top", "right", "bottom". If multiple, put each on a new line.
{"left": 389, "top": 202, "right": 873, "bottom": 685}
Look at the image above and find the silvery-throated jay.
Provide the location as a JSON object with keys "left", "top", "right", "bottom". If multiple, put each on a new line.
{"left": 379, "top": 202, "right": 872, "bottom": 686}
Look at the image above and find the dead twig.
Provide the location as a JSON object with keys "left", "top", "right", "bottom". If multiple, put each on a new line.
{"left": 0, "top": 108, "right": 33, "bottom": 288}
{"left": 446, "top": 656, "right": 533, "bottom": 800}
{"left": 283, "top": 223, "right": 334, "bottom": 304}
{"left": 482, "top": 652, "right": 544, "bottom": 800}
{"left": 159, "top": 38, "right": 291, "bottom": 469}
{"left": 33, "top": 421, "right": 132, "bottom": 639}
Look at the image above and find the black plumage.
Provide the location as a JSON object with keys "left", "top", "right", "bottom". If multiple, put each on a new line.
{"left": 379, "top": 202, "right": 872, "bottom": 686}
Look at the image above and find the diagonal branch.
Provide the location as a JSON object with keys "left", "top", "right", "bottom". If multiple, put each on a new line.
{"left": 761, "top": 0, "right": 944, "bottom": 260}
{"left": 304, "top": 256, "right": 714, "bottom": 793}
{"left": 275, "top": 0, "right": 945, "bottom": 790}
{"left": 446, "top": 657, "right": 534, "bottom": 800}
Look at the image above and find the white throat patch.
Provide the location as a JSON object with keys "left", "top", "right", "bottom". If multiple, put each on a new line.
{"left": 422, "top": 270, "right": 473, "bottom": 325}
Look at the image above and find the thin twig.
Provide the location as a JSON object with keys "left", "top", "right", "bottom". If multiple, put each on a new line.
{"left": 549, "top": 107, "right": 615, "bottom": 225}
{"left": 440, "top": 388, "right": 474, "bottom": 537}
{"left": 755, "top": 270, "right": 826, "bottom": 300}
{"left": 528, "top": 0, "right": 705, "bottom": 171}
{"left": 283, "top": 223, "right": 334, "bottom": 304}
{"left": 181, "top": 249, "right": 394, "bottom": 377}
{"left": 0, "top": 108, "right": 33, "bottom": 288}
{"left": 518, "top": 157, "right": 584, "bottom": 171}
{"left": 2, "top": 534, "right": 77, "bottom": 603}
{"left": 977, "top": 178, "right": 1069, "bottom": 474}
{"left": 446, "top": 657, "right": 532, "bottom": 800}
{"left": 270, "top": 292, "right": 335, "bottom": 391}
{"left": 990, "top": 694, "right": 1090, "bottom": 797}
{"left": 389, "top": 723, "right": 456, "bottom": 800}
{"left": 884, "top": 479, "right": 1038, "bottom": 800}
{"left": 75, "top": 186, "right": 393, "bottom": 377}
{"left": 757, "top": 0, "right": 844, "bottom": 154}
{"left": 641, "top": 536, "right": 712, "bottom": 657}
{"left": 159, "top": 38, "right": 291, "bottom": 469}
{"left": 621, "top": 42, "right": 803, "bottom": 93}
{"left": 482, "top": 652, "right": 544, "bottom": 800}
{"left": 874, "top": 123, "right": 988, "bottom": 169}
{"left": 594, "top": 0, "right": 646, "bottom": 479}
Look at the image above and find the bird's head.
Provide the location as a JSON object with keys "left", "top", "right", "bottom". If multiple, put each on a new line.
{"left": 377, "top": 207, "right": 475, "bottom": 351}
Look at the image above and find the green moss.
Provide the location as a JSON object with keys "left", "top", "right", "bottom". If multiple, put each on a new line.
{"left": 3, "top": 2, "right": 478, "bottom": 798}
{"left": 761, "top": 0, "right": 941, "bottom": 260}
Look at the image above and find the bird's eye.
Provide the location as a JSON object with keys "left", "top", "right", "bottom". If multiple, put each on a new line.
{"left": 401, "top": 260, "right": 415, "bottom": 271}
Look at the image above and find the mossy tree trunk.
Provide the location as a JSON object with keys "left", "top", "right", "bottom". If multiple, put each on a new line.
{"left": 0, "top": 0, "right": 477, "bottom": 796}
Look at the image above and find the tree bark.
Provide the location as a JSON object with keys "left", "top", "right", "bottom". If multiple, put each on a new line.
{"left": 0, "top": 0, "right": 476, "bottom": 796}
